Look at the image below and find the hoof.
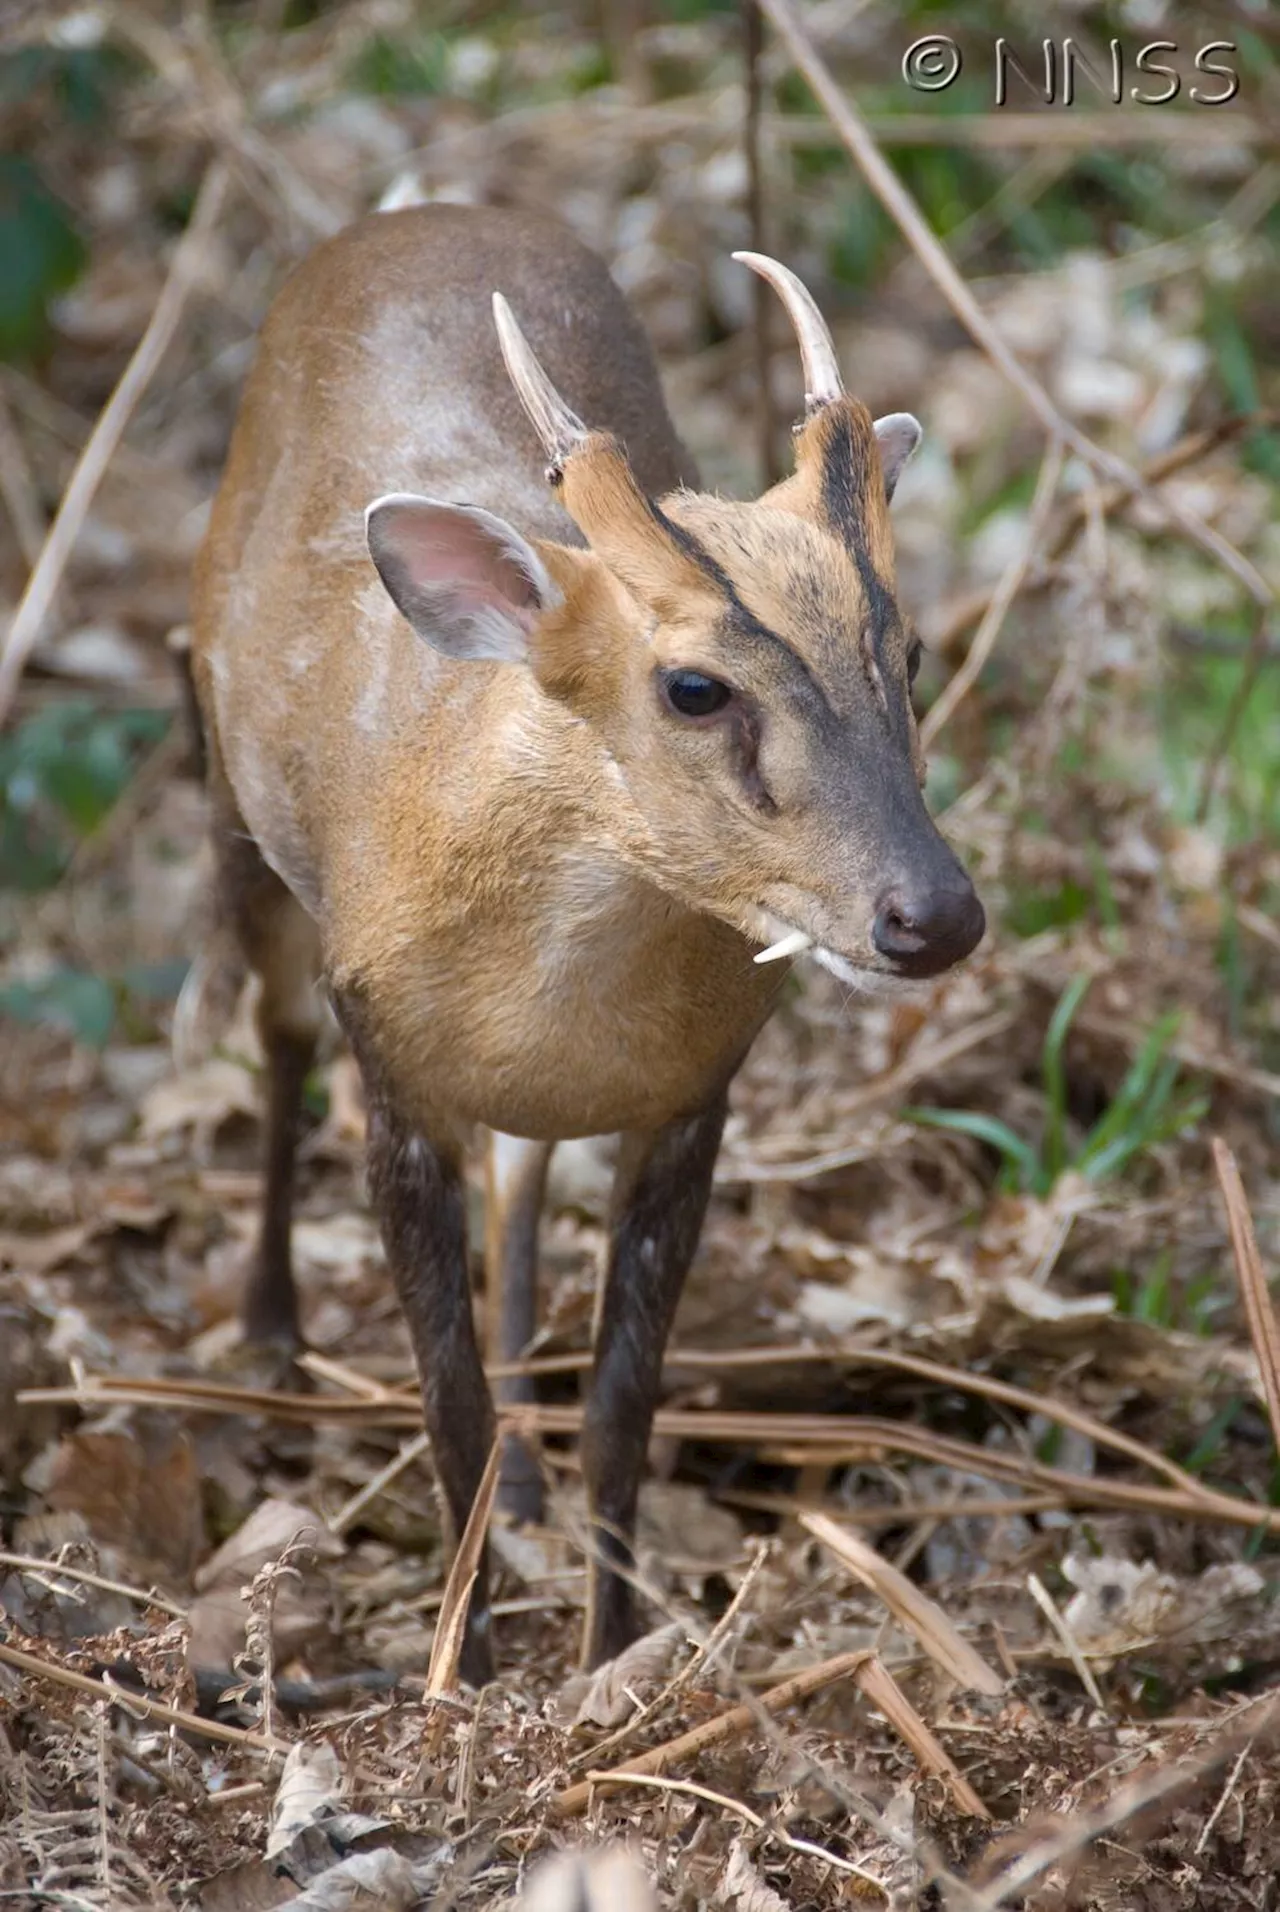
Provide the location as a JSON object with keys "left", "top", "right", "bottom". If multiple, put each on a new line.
{"left": 229, "top": 1321, "right": 306, "bottom": 1392}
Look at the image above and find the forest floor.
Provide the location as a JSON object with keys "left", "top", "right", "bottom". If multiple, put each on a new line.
{"left": 2, "top": 5, "right": 1279, "bottom": 1907}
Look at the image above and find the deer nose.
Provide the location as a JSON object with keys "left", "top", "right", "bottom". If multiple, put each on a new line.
{"left": 872, "top": 880, "right": 985, "bottom": 978}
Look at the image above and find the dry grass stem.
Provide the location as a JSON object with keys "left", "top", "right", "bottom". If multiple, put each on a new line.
{"left": 799, "top": 1513, "right": 1003, "bottom": 1696}
{"left": 921, "top": 437, "right": 1064, "bottom": 746}
{"left": 425, "top": 1434, "right": 503, "bottom": 1696}
{"left": 329, "top": 1430, "right": 432, "bottom": 1538}
{"left": 854, "top": 1656, "right": 990, "bottom": 1819}
{"left": 0, "top": 1640, "right": 290, "bottom": 1754}
{"left": 1025, "top": 1572, "right": 1105, "bottom": 1710}
{"left": 553, "top": 1648, "right": 870, "bottom": 1817}
{"left": 1211, "top": 1136, "right": 1280, "bottom": 1457}
{"left": 0, "top": 157, "right": 232, "bottom": 723}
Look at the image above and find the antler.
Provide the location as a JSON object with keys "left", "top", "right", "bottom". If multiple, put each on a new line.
{"left": 732, "top": 251, "right": 844, "bottom": 415}
{"left": 492, "top": 293, "right": 590, "bottom": 471}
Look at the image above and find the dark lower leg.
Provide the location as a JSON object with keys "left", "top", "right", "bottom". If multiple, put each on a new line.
{"left": 242, "top": 1030, "right": 315, "bottom": 1346}
{"left": 365, "top": 1096, "right": 497, "bottom": 1688}
{"left": 208, "top": 766, "right": 321, "bottom": 1353}
{"left": 485, "top": 1134, "right": 552, "bottom": 1523}
{"left": 580, "top": 1094, "right": 728, "bottom": 1668}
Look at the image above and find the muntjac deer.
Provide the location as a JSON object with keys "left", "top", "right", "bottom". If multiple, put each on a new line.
{"left": 183, "top": 202, "right": 984, "bottom": 1685}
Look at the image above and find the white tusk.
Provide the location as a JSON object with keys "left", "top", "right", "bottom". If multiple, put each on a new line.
{"left": 754, "top": 928, "right": 813, "bottom": 965}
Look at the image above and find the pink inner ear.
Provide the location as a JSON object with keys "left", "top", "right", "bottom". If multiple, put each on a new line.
{"left": 391, "top": 506, "right": 539, "bottom": 621}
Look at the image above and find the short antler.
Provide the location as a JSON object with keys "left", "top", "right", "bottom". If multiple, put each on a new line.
{"left": 492, "top": 293, "right": 589, "bottom": 470}
{"left": 492, "top": 295, "right": 719, "bottom": 620}
{"left": 732, "top": 251, "right": 844, "bottom": 414}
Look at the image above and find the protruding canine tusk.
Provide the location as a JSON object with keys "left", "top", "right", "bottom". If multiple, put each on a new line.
{"left": 732, "top": 251, "right": 844, "bottom": 413}
{"left": 754, "top": 928, "right": 813, "bottom": 965}
{"left": 492, "top": 293, "right": 590, "bottom": 468}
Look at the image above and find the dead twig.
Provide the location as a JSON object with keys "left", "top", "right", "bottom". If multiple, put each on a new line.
{"left": 0, "top": 1552, "right": 187, "bottom": 1619}
{"left": 931, "top": 412, "right": 1273, "bottom": 674}
{"left": 742, "top": 0, "right": 781, "bottom": 487}
{"left": 23, "top": 1374, "right": 1280, "bottom": 1537}
{"left": 715, "top": 1006, "right": 1017, "bottom": 1178}
{"left": 569, "top": 1542, "right": 771, "bottom": 1772}
{"left": 553, "top": 1647, "right": 869, "bottom": 1816}
{"left": 1194, "top": 1736, "right": 1255, "bottom": 1857}
{"left": 0, "top": 158, "right": 232, "bottom": 725}
{"left": 755, "top": 0, "right": 1274, "bottom": 611}
{"left": 719, "top": 1487, "right": 1062, "bottom": 1526}
{"left": 921, "top": 436, "right": 1064, "bottom": 746}
{"left": 1211, "top": 1136, "right": 1280, "bottom": 1458}
{"left": 14, "top": 1340, "right": 1203, "bottom": 1514}
{"left": 328, "top": 1430, "right": 432, "bottom": 1538}
{"left": 588, "top": 1769, "right": 891, "bottom": 1889}
{"left": 0, "top": 1640, "right": 289, "bottom": 1755}
{"left": 1077, "top": 1012, "right": 1280, "bottom": 1105}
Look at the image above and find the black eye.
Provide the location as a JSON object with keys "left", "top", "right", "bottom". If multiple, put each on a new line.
{"left": 662, "top": 669, "right": 733, "bottom": 719}
{"left": 907, "top": 640, "right": 923, "bottom": 688}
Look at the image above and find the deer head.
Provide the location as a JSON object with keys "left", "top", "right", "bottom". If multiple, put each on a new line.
{"left": 365, "top": 254, "right": 984, "bottom": 985}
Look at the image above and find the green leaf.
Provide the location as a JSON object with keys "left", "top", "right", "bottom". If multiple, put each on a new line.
{"left": 902, "top": 1105, "right": 1044, "bottom": 1194}
{"left": 0, "top": 967, "right": 116, "bottom": 1047}
{"left": 1041, "top": 973, "right": 1091, "bottom": 1182}
{"left": 0, "top": 155, "right": 85, "bottom": 360}
{"left": 1181, "top": 1399, "right": 1244, "bottom": 1476}
{"left": 1075, "top": 1011, "right": 1183, "bottom": 1177}
{"left": 1005, "top": 878, "right": 1090, "bottom": 939}
{"left": 348, "top": 30, "right": 450, "bottom": 96}
{"left": 0, "top": 703, "right": 170, "bottom": 891}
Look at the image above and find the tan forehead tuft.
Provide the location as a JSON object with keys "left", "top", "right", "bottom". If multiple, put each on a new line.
{"left": 658, "top": 493, "right": 902, "bottom": 690}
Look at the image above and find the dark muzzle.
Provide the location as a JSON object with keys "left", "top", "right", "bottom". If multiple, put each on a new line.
{"left": 872, "top": 875, "right": 985, "bottom": 978}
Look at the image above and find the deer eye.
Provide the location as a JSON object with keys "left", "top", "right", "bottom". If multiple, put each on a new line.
{"left": 906, "top": 638, "right": 923, "bottom": 687}
{"left": 661, "top": 669, "right": 733, "bottom": 720}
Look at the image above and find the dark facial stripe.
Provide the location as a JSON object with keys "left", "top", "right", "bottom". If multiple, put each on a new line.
{"left": 855, "top": 553, "right": 901, "bottom": 682}
{"left": 647, "top": 495, "right": 840, "bottom": 717}
{"left": 814, "top": 408, "right": 903, "bottom": 684}
{"left": 818, "top": 408, "right": 877, "bottom": 560}
{"left": 648, "top": 494, "right": 737, "bottom": 595}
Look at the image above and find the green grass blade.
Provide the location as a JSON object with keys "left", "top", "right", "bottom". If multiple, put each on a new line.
{"left": 1041, "top": 973, "right": 1091, "bottom": 1182}
{"left": 1075, "top": 1011, "right": 1181, "bottom": 1175}
{"left": 902, "top": 1106, "right": 1044, "bottom": 1194}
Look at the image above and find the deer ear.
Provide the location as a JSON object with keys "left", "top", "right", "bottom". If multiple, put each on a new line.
{"left": 365, "top": 495, "right": 561, "bottom": 663}
{"left": 873, "top": 413, "right": 922, "bottom": 503}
